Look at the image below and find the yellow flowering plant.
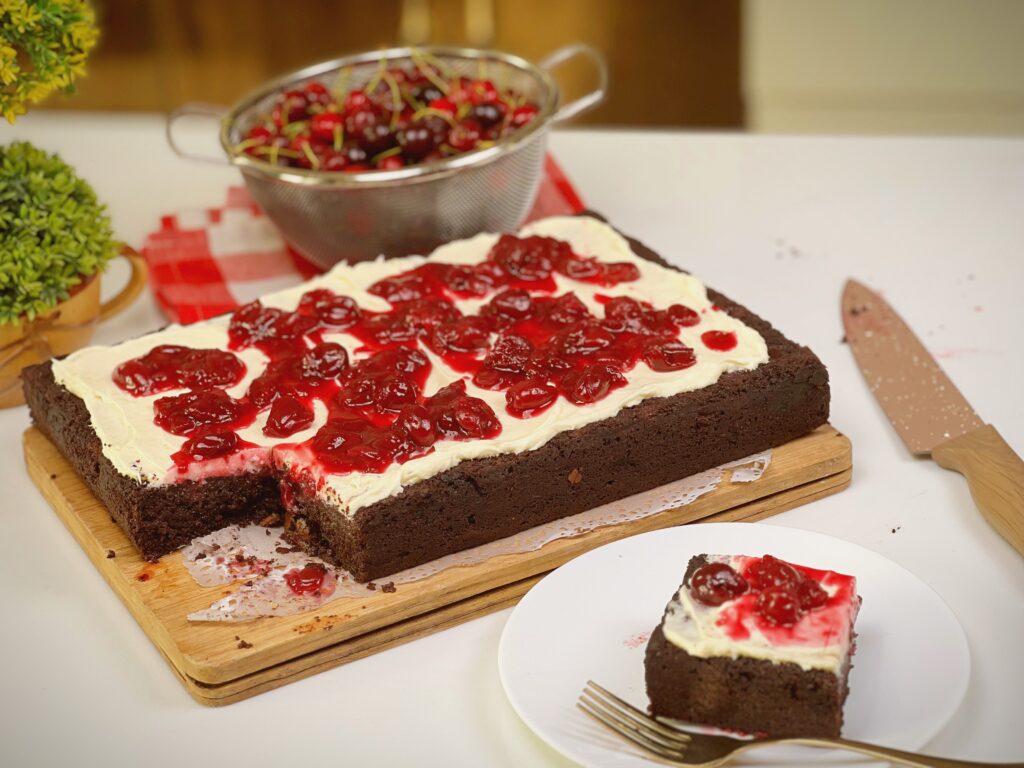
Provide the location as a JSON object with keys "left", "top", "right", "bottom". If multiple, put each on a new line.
{"left": 0, "top": 0, "right": 99, "bottom": 123}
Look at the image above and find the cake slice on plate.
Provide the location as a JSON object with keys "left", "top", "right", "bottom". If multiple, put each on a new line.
{"left": 644, "top": 554, "right": 860, "bottom": 737}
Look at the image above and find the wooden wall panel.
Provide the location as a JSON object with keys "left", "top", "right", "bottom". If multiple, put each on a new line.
{"left": 37, "top": 0, "right": 742, "bottom": 129}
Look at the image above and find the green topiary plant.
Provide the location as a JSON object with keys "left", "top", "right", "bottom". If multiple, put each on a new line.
{"left": 0, "top": 0, "right": 99, "bottom": 123}
{"left": 0, "top": 141, "right": 118, "bottom": 325}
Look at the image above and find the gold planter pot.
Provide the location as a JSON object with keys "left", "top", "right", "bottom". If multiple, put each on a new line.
{"left": 0, "top": 245, "right": 148, "bottom": 408}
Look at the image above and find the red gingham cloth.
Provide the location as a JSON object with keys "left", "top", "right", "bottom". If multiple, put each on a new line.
{"left": 143, "top": 156, "right": 586, "bottom": 325}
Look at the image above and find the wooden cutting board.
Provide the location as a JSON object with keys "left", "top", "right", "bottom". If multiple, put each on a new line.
{"left": 23, "top": 424, "right": 852, "bottom": 705}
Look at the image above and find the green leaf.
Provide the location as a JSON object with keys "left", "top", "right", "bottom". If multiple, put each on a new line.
{"left": 0, "top": 141, "right": 117, "bottom": 325}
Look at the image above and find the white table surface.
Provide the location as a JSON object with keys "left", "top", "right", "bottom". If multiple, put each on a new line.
{"left": 2, "top": 113, "right": 1022, "bottom": 767}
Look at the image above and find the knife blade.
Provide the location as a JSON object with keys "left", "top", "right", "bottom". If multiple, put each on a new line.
{"left": 842, "top": 278, "right": 1024, "bottom": 556}
{"left": 842, "top": 279, "right": 983, "bottom": 455}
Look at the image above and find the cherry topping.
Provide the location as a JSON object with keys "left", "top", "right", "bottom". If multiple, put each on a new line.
{"left": 702, "top": 330, "right": 738, "bottom": 352}
{"left": 229, "top": 301, "right": 317, "bottom": 353}
{"left": 484, "top": 334, "right": 532, "bottom": 372}
{"left": 112, "top": 345, "right": 245, "bottom": 396}
{"left": 172, "top": 430, "right": 247, "bottom": 467}
{"left": 667, "top": 304, "right": 700, "bottom": 328}
{"left": 797, "top": 577, "right": 829, "bottom": 609}
{"left": 298, "top": 343, "right": 348, "bottom": 382}
{"left": 757, "top": 586, "right": 804, "bottom": 627}
{"left": 555, "top": 322, "right": 615, "bottom": 357}
{"left": 395, "top": 404, "right": 437, "bottom": 447}
{"left": 284, "top": 563, "right": 329, "bottom": 595}
{"left": 642, "top": 340, "right": 697, "bottom": 372}
{"left": 485, "top": 288, "right": 534, "bottom": 324}
{"left": 375, "top": 376, "right": 420, "bottom": 412}
{"left": 689, "top": 562, "right": 749, "bottom": 606}
{"left": 744, "top": 554, "right": 802, "bottom": 592}
{"left": 441, "top": 264, "right": 491, "bottom": 297}
{"left": 264, "top": 395, "right": 314, "bottom": 438}
{"left": 560, "top": 364, "right": 625, "bottom": 405}
{"left": 544, "top": 293, "right": 591, "bottom": 327}
{"left": 506, "top": 379, "right": 558, "bottom": 418}
{"left": 430, "top": 317, "right": 491, "bottom": 356}
{"left": 298, "top": 289, "right": 361, "bottom": 329}
{"left": 154, "top": 390, "right": 254, "bottom": 436}
{"left": 428, "top": 382, "right": 502, "bottom": 440}
{"left": 369, "top": 272, "right": 433, "bottom": 304}
{"left": 603, "top": 262, "right": 641, "bottom": 284}
{"left": 489, "top": 234, "right": 568, "bottom": 283}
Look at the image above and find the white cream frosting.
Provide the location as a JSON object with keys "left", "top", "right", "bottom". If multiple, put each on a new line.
{"left": 52, "top": 216, "right": 768, "bottom": 515}
{"left": 662, "top": 555, "right": 859, "bottom": 674}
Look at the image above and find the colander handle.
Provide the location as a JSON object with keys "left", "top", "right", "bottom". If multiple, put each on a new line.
{"left": 539, "top": 44, "right": 608, "bottom": 123}
{"left": 166, "top": 102, "right": 231, "bottom": 165}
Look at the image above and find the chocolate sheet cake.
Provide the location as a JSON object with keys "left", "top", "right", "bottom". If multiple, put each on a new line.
{"left": 23, "top": 216, "right": 829, "bottom": 581}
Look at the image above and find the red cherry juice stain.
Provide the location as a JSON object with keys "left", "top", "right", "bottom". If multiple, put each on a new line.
{"left": 284, "top": 563, "right": 337, "bottom": 598}
{"left": 623, "top": 631, "right": 651, "bottom": 649}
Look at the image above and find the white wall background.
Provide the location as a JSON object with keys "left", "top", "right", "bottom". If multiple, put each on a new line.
{"left": 744, "top": 0, "right": 1024, "bottom": 134}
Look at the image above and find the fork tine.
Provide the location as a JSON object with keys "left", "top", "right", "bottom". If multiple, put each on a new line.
{"left": 585, "top": 681, "right": 692, "bottom": 742}
{"left": 580, "top": 690, "right": 688, "bottom": 750}
{"left": 576, "top": 701, "right": 688, "bottom": 763}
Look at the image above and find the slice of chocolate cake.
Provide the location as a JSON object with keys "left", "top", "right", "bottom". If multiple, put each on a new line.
{"left": 644, "top": 554, "right": 860, "bottom": 738}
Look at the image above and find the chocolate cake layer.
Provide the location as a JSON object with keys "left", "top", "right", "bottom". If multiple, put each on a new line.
{"left": 644, "top": 624, "right": 849, "bottom": 738}
{"left": 23, "top": 224, "right": 829, "bottom": 580}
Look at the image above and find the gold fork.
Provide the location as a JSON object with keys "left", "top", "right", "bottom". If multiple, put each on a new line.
{"left": 578, "top": 681, "right": 1024, "bottom": 768}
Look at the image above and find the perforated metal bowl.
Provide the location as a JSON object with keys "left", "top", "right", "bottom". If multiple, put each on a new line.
{"left": 167, "top": 45, "right": 606, "bottom": 269}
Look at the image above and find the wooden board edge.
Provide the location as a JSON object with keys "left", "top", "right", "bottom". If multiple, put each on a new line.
{"left": 170, "top": 465, "right": 853, "bottom": 704}
{"left": 181, "top": 575, "right": 541, "bottom": 706}
{"left": 23, "top": 424, "right": 854, "bottom": 690}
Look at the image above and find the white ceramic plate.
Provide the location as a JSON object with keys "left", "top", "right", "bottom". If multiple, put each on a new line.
{"left": 499, "top": 523, "right": 970, "bottom": 767}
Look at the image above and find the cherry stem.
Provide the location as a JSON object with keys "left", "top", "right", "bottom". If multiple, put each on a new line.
{"left": 301, "top": 141, "right": 320, "bottom": 169}
{"left": 371, "top": 145, "right": 403, "bottom": 164}
{"left": 412, "top": 106, "right": 456, "bottom": 126}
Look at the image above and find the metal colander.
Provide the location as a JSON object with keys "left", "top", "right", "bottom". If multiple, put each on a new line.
{"left": 167, "top": 45, "right": 606, "bottom": 269}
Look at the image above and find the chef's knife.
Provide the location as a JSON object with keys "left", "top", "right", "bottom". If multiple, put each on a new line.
{"left": 842, "top": 279, "right": 1024, "bottom": 556}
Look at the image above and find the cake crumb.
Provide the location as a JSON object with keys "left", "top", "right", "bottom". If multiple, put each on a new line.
{"left": 381, "top": 582, "right": 397, "bottom": 593}
{"left": 244, "top": 580, "right": 253, "bottom": 587}
{"left": 891, "top": 525, "right": 902, "bottom": 534}
{"left": 366, "top": 582, "right": 377, "bottom": 591}
{"left": 49, "top": 473, "right": 57, "bottom": 480}
{"left": 237, "top": 639, "right": 253, "bottom": 649}
{"left": 105, "top": 549, "right": 116, "bottom": 559}
{"left": 193, "top": 552, "right": 207, "bottom": 561}
{"left": 567, "top": 468, "right": 583, "bottom": 485}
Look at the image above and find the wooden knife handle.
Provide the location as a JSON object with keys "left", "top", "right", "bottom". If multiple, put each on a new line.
{"left": 932, "top": 424, "right": 1024, "bottom": 557}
